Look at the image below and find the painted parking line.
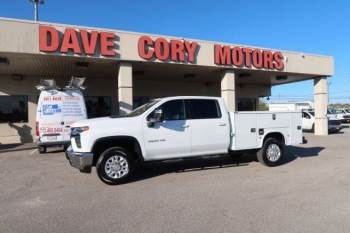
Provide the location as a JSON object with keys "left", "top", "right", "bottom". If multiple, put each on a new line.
{"left": 29, "top": 149, "right": 38, "bottom": 155}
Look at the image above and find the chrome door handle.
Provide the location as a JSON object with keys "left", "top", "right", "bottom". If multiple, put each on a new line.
{"left": 219, "top": 123, "right": 226, "bottom": 126}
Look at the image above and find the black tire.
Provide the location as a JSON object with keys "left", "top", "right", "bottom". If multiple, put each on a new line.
{"left": 63, "top": 145, "right": 68, "bottom": 152}
{"left": 38, "top": 145, "right": 46, "bottom": 154}
{"left": 257, "top": 138, "right": 284, "bottom": 166}
{"left": 96, "top": 147, "right": 134, "bottom": 185}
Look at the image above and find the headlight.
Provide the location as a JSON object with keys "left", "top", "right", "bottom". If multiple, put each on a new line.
{"left": 71, "top": 126, "right": 89, "bottom": 136}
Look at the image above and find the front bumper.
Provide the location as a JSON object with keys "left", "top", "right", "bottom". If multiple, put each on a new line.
{"left": 66, "top": 146, "right": 93, "bottom": 172}
{"left": 341, "top": 119, "right": 350, "bottom": 123}
{"left": 328, "top": 125, "right": 341, "bottom": 132}
{"left": 38, "top": 140, "right": 70, "bottom": 147}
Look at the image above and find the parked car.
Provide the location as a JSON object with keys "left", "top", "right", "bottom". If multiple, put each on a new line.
{"left": 335, "top": 109, "right": 350, "bottom": 123}
{"left": 66, "top": 96, "right": 303, "bottom": 184}
{"left": 302, "top": 110, "right": 341, "bottom": 133}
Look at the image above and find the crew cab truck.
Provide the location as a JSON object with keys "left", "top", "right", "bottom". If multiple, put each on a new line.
{"left": 67, "top": 96, "right": 303, "bottom": 184}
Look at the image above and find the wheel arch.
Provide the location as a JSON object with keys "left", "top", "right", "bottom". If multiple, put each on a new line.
{"left": 91, "top": 136, "right": 144, "bottom": 165}
{"left": 262, "top": 132, "right": 286, "bottom": 146}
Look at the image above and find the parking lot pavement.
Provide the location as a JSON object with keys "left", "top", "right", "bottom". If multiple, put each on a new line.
{"left": 1, "top": 126, "right": 350, "bottom": 233}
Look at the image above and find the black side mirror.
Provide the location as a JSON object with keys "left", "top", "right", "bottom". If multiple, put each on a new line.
{"left": 147, "top": 109, "right": 163, "bottom": 127}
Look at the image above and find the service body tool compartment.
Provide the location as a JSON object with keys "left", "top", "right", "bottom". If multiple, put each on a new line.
{"left": 230, "top": 111, "right": 302, "bottom": 151}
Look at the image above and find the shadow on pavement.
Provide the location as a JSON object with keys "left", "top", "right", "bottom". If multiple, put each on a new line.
{"left": 282, "top": 145, "right": 325, "bottom": 164}
{"left": 0, "top": 143, "right": 37, "bottom": 154}
{"left": 126, "top": 145, "right": 325, "bottom": 184}
{"left": 129, "top": 155, "right": 248, "bottom": 184}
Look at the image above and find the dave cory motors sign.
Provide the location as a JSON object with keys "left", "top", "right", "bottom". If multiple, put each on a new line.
{"left": 39, "top": 25, "right": 284, "bottom": 71}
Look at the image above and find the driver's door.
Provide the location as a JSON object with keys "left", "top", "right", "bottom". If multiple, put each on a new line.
{"left": 142, "top": 100, "right": 191, "bottom": 160}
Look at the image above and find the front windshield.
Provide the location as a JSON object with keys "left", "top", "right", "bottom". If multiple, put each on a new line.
{"left": 328, "top": 109, "right": 336, "bottom": 114}
{"left": 346, "top": 109, "right": 350, "bottom": 113}
{"left": 335, "top": 110, "right": 342, "bottom": 114}
{"left": 309, "top": 111, "right": 315, "bottom": 116}
{"left": 126, "top": 99, "right": 160, "bottom": 117}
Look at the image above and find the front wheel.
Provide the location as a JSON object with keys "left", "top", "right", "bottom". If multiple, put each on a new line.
{"left": 96, "top": 147, "right": 134, "bottom": 185}
{"left": 257, "top": 138, "right": 284, "bottom": 166}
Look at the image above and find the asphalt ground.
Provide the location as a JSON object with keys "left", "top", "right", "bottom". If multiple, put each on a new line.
{"left": 1, "top": 125, "right": 350, "bottom": 233}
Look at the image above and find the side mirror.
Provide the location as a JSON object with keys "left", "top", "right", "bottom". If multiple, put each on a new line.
{"left": 147, "top": 109, "right": 163, "bottom": 127}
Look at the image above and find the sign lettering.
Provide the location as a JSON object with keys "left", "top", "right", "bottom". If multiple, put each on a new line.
{"left": 138, "top": 36, "right": 199, "bottom": 63}
{"left": 39, "top": 25, "right": 117, "bottom": 57}
{"left": 214, "top": 44, "right": 284, "bottom": 71}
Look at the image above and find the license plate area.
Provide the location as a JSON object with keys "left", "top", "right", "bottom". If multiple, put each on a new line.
{"left": 46, "top": 136, "right": 57, "bottom": 141}
{"left": 42, "top": 133, "right": 60, "bottom": 141}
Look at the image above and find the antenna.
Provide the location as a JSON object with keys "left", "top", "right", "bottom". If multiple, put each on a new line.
{"left": 29, "top": 0, "right": 45, "bottom": 21}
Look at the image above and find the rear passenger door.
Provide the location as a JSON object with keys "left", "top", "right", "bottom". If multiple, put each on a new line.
{"left": 185, "top": 99, "right": 230, "bottom": 156}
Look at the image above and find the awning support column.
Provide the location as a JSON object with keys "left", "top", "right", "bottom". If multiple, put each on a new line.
{"left": 118, "top": 63, "right": 133, "bottom": 116}
{"left": 221, "top": 70, "right": 236, "bottom": 111}
{"left": 314, "top": 77, "right": 328, "bottom": 136}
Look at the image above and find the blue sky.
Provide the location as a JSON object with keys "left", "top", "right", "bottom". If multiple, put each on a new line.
{"left": 0, "top": 0, "right": 349, "bottom": 103}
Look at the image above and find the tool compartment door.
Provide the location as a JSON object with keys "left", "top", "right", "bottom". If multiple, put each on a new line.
{"left": 233, "top": 112, "right": 258, "bottom": 150}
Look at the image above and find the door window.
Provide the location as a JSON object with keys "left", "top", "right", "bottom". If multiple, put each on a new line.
{"left": 185, "top": 99, "right": 221, "bottom": 119}
{"left": 148, "top": 100, "right": 185, "bottom": 121}
{"left": 302, "top": 112, "right": 310, "bottom": 119}
{"left": 0, "top": 95, "right": 28, "bottom": 123}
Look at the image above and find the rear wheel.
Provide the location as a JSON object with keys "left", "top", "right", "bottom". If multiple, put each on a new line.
{"left": 38, "top": 145, "right": 46, "bottom": 154}
{"left": 96, "top": 147, "right": 134, "bottom": 185}
{"left": 257, "top": 138, "right": 284, "bottom": 166}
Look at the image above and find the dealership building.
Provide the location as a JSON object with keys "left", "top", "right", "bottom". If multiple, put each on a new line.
{"left": 0, "top": 17, "right": 333, "bottom": 144}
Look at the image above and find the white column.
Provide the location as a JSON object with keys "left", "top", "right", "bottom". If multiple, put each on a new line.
{"left": 118, "top": 63, "right": 133, "bottom": 116}
{"left": 314, "top": 77, "right": 328, "bottom": 136}
{"left": 221, "top": 70, "right": 236, "bottom": 111}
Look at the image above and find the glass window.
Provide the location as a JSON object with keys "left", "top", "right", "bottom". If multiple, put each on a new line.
{"left": 302, "top": 112, "right": 310, "bottom": 119}
{"left": 133, "top": 96, "right": 152, "bottom": 109}
{"left": 148, "top": 100, "right": 185, "bottom": 121}
{"left": 0, "top": 95, "right": 28, "bottom": 123}
{"left": 238, "top": 98, "right": 257, "bottom": 111}
{"left": 127, "top": 99, "right": 159, "bottom": 117}
{"left": 161, "top": 100, "right": 185, "bottom": 121}
{"left": 85, "top": 96, "right": 111, "bottom": 118}
{"left": 185, "top": 99, "right": 221, "bottom": 119}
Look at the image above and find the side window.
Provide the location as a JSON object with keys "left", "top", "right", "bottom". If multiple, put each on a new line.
{"left": 302, "top": 112, "right": 310, "bottom": 119}
{"left": 0, "top": 95, "right": 28, "bottom": 123}
{"left": 185, "top": 99, "right": 221, "bottom": 119}
{"left": 148, "top": 100, "right": 185, "bottom": 121}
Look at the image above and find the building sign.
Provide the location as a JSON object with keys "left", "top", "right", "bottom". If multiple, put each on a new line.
{"left": 39, "top": 25, "right": 117, "bottom": 57}
{"left": 214, "top": 44, "right": 284, "bottom": 71}
{"left": 39, "top": 25, "right": 284, "bottom": 71}
{"left": 138, "top": 36, "right": 199, "bottom": 63}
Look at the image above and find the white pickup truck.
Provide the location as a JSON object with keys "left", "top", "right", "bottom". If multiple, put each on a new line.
{"left": 67, "top": 96, "right": 303, "bottom": 184}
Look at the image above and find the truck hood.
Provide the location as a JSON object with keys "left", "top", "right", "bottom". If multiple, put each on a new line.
{"left": 71, "top": 116, "right": 140, "bottom": 129}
